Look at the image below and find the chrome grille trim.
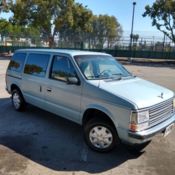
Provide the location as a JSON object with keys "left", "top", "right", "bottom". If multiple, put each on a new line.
{"left": 148, "top": 98, "right": 174, "bottom": 128}
{"left": 149, "top": 105, "right": 172, "bottom": 117}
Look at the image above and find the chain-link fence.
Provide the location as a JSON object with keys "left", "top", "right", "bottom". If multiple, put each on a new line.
{"left": 0, "top": 33, "right": 175, "bottom": 59}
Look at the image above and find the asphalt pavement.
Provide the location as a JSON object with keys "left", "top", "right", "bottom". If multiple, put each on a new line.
{"left": 0, "top": 59, "right": 175, "bottom": 175}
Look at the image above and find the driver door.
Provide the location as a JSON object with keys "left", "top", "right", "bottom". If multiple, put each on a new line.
{"left": 43, "top": 55, "right": 82, "bottom": 123}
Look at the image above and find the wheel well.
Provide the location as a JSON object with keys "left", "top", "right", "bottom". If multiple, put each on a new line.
{"left": 82, "top": 109, "right": 115, "bottom": 128}
{"left": 11, "top": 84, "right": 20, "bottom": 93}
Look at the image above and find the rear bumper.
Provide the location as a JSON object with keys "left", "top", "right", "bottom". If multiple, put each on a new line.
{"left": 128, "top": 114, "right": 175, "bottom": 144}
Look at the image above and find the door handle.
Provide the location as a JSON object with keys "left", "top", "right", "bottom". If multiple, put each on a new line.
{"left": 47, "top": 88, "right": 52, "bottom": 92}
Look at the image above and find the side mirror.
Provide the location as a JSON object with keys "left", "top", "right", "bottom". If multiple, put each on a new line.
{"left": 67, "top": 77, "right": 80, "bottom": 85}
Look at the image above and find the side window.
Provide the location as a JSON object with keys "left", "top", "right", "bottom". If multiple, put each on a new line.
{"left": 8, "top": 53, "right": 26, "bottom": 72}
{"left": 24, "top": 53, "right": 50, "bottom": 77}
{"left": 50, "top": 56, "right": 76, "bottom": 82}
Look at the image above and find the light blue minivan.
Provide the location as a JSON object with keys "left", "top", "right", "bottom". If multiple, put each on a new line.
{"left": 6, "top": 49, "right": 175, "bottom": 152}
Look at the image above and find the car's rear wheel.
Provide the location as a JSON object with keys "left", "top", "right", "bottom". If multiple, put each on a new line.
{"left": 84, "top": 117, "right": 120, "bottom": 152}
{"left": 12, "top": 89, "right": 25, "bottom": 111}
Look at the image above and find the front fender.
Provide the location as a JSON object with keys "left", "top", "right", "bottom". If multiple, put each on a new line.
{"left": 81, "top": 104, "right": 118, "bottom": 128}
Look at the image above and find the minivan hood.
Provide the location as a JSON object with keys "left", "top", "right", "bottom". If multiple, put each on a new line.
{"left": 91, "top": 77, "right": 174, "bottom": 109}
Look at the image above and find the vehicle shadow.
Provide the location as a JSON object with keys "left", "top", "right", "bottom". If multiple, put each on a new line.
{"left": 0, "top": 97, "right": 143, "bottom": 173}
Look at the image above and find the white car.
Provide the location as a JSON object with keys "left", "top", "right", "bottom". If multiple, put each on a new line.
{"left": 6, "top": 49, "right": 175, "bottom": 152}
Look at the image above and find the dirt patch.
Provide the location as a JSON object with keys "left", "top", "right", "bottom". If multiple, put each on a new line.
{"left": 145, "top": 134, "right": 175, "bottom": 175}
{"left": 0, "top": 145, "right": 28, "bottom": 175}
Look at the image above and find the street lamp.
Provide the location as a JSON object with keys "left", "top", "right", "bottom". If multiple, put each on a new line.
{"left": 129, "top": 1, "right": 136, "bottom": 62}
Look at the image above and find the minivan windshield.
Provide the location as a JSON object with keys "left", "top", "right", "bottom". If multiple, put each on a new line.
{"left": 74, "top": 55, "right": 133, "bottom": 80}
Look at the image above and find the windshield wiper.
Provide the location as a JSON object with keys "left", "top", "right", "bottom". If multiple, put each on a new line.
{"left": 86, "top": 75, "right": 109, "bottom": 80}
{"left": 96, "top": 71, "right": 123, "bottom": 78}
{"left": 109, "top": 73, "right": 123, "bottom": 79}
{"left": 87, "top": 73, "right": 129, "bottom": 80}
{"left": 106, "top": 73, "right": 136, "bottom": 81}
{"left": 111, "top": 73, "right": 123, "bottom": 77}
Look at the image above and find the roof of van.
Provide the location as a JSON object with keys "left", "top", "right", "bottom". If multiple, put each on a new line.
{"left": 15, "top": 49, "right": 110, "bottom": 57}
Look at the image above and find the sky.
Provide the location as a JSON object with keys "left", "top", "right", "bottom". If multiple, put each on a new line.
{"left": 0, "top": 0, "right": 163, "bottom": 38}
{"left": 75, "top": 0, "right": 163, "bottom": 37}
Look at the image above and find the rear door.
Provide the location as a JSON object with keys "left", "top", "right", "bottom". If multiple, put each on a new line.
{"left": 22, "top": 53, "right": 50, "bottom": 108}
{"left": 43, "top": 55, "right": 82, "bottom": 123}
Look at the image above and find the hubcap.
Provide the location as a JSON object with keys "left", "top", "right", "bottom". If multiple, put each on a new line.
{"left": 89, "top": 126, "right": 113, "bottom": 149}
{"left": 13, "top": 93, "right": 21, "bottom": 109}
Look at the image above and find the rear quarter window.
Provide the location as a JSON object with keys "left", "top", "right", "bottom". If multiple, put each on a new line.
{"left": 8, "top": 53, "right": 26, "bottom": 72}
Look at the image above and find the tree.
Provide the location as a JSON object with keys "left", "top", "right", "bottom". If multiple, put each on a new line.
{"left": 58, "top": 14, "right": 122, "bottom": 49}
{"left": 7, "top": 0, "right": 122, "bottom": 49}
{"left": 71, "top": 3, "right": 93, "bottom": 46}
{"left": 0, "top": 0, "right": 6, "bottom": 9}
{"left": 131, "top": 34, "right": 139, "bottom": 47}
{"left": 0, "top": 18, "right": 40, "bottom": 45}
{"left": 89, "top": 15, "right": 122, "bottom": 49}
{"left": 0, "top": 18, "right": 9, "bottom": 42}
{"left": 143, "top": 0, "right": 175, "bottom": 43}
{"left": 131, "top": 34, "right": 139, "bottom": 42}
{"left": 9, "top": 0, "right": 75, "bottom": 47}
{"left": 58, "top": 3, "right": 93, "bottom": 48}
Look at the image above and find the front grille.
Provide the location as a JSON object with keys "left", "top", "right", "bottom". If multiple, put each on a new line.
{"left": 149, "top": 98, "right": 174, "bottom": 127}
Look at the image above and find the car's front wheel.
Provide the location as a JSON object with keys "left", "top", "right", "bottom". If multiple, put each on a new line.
{"left": 84, "top": 117, "right": 120, "bottom": 152}
{"left": 12, "top": 89, "right": 25, "bottom": 111}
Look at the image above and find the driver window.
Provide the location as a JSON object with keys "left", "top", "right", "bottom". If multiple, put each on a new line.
{"left": 50, "top": 55, "right": 76, "bottom": 82}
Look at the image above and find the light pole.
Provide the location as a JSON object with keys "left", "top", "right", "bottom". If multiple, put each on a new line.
{"left": 129, "top": 1, "right": 136, "bottom": 62}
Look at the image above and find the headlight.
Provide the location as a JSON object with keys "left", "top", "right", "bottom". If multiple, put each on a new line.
{"left": 130, "top": 110, "right": 149, "bottom": 132}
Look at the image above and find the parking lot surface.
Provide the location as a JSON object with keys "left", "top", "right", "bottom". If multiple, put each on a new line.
{"left": 0, "top": 59, "right": 175, "bottom": 175}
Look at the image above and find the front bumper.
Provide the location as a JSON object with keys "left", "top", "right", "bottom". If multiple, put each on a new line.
{"left": 128, "top": 113, "right": 175, "bottom": 144}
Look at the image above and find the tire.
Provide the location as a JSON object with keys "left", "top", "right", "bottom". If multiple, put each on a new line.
{"left": 11, "top": 89, "right": 26, "bottom": 111}
{"left": 84, "top": 117, "right": 120, "bottom": 152}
